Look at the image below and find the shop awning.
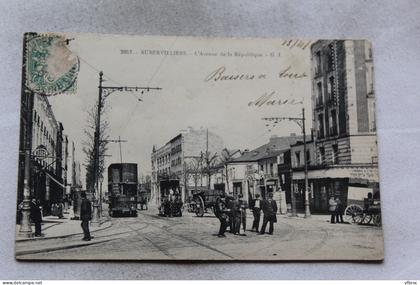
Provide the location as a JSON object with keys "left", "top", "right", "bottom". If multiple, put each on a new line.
{"left": 46, "top": 172, "right": 66, "bottom": 189}
{"left": 292, "top": 164, "right": 379, "bottom": 183}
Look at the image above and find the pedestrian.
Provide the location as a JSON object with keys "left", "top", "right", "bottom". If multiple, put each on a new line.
{"left": 30, "top": 198, "right": 42, "bottom": 237}
{"left": 225, "top": 196, "right": 234, "bottom": 233}
{"left": 57, "top": 201, "right": 64, "bottom": 219}
{"left": 329, "top": 195, "right": 337, "bottom": 224}
{"left": 250, "top": 194, "right": 262, "bottom": 232}
{"left": 335, "top": 196, "right": 344, "bottom": 223}
{"left": 238, "top": 194, "right": 248, "bottom": 235}
{"left": 258, "top": 192, "right": 278, "bottom": 235}
{"left": 232, "top": 195, "right": 242, "bottom": 235}
{"left": 214, "top": 193, "right": 230, "bottom": 237}
{"left": 80, "top": 191, "right": 92, "bottom": 241}
{"left": 363, "top": 192, "right": 374, "bottom": 213}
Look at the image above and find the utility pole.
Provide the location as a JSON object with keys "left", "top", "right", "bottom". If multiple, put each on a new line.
{"left": 18, "top": 32, "right": 35, "bottom": 237}
{"left": 92, "top": 71, "right": 162, "bottom": 224}
{"left": 206, "top": 128, "right": 210, "bottom": 190}
{"left": 262, "top": 108, "right": 311, "bottom": 218}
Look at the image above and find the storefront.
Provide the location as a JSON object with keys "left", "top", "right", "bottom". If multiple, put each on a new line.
{"left": 292, "top": 164, "right": 379, "bottom": 213}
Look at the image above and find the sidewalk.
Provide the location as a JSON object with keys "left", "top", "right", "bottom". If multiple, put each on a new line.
{"left": 15, "top": 207, "right": 117, "bottom": 258}
{"left": 16, "top": 207, "right": 112, "bottom": 242}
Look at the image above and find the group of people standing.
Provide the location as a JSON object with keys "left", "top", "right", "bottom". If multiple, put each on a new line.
{"left": 328, "top": 195, "right": 344, "bottom": 224}
{"left": 214, "top": 192, "right": 278, "bottom": 238}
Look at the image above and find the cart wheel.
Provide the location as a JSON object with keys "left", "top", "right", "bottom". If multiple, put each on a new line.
{"left": 372, "top": 214, "right": 381, "bottom": 226}
{"left": 344, "top": 204, "right": 363, "bottom": 224}
{"left": 195, "top": 196, "right": 205, "bottom": 217}
{"left": 362, "top": 214, "right": 372, "bottom": 224}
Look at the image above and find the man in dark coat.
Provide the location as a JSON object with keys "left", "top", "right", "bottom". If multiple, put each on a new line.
{"left": 214, "top": 193, "right": 230, "bottom": 237}
{"left": 250, "top": 194, "right": 262, "bottom": 232}
{"left": 238, "top": 194, "right": 248, "bottom": 235}
{"left": 335, "top": 196, "right": 344, "bottom": 223}
{"left": 80, "top": 191, "right": 92, "bottom": 241}
{"left": 224, "top": 196, "right": 234, "bottom": 233}
{"left": 232, "top": 195, "right": 242, "bottom": 235}
{"left": 30, "top": 198, "right": 42, "bottom": 237}
{"left": 259, "top": 192, "right": 278, "bottom": 235}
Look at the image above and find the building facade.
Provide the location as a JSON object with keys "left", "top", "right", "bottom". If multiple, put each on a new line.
{"left": 291, "top": 40, "right": 379, "bottom": 213}
{"left": 151, "top": 127, "right": 224, "bottom": 204}
{"left": 17, "top": 93, "right": 67, "bottom": 217}
{"left": 226, "top": 135, "right": 302, "bottom": 212}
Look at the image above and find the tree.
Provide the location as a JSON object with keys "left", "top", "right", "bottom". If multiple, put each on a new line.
{"left": 218, "top": 148, "right": 242, "bottom": 191}
{"left": 202, "top": 150, "right": 219, "bottom": 190}
{"left": 82, "top": 99, "right": 109, "bottom": 193}
{"left": 184, "top": 156, "right": 203, "bottom": 192}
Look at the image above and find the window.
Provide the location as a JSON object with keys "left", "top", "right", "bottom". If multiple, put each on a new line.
{"left": 317, "top": 82, "right": 323, "bottom": 105}
{"left": 328, "top": 76, "right": 335, "bottom": 102}
{"left": 332, "top": 144, "right": 339, "bottom": 164}
{"left": 295, "top": 151, "right": 301, "bottom": 167}
{"left": 306, "top": 150, "right": 311, "bottom": 165}
{"left": 270, "top": 163, "right": 274, "bottom": 175}
{"left": 319, "top": 147, "right": 325, "bottom": 164}
{"left": 260, "top": 165, "right": 264, "bottom": 172}
{"left": 315, "top": 51, "right": 321, "bottom": 74}
{"left": 325, "top": 111, "right": 330, "bottom": 136}
{"left": 278, "top": 153, "right": 284, "bottom": 164}
{"left": 318, "top": 114, "right": 324, "bottom": 138}
{"left": 330, "top": 109, "right": 337, "bottom": 136}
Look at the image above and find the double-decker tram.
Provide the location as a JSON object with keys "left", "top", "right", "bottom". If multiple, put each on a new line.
{"left": 108, "top": 163, "right": 138, "bottom": 217}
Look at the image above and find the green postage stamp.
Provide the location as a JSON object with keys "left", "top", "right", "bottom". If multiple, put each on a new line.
{"left": 25, "top": 33, "right": 79, "bottom": 96}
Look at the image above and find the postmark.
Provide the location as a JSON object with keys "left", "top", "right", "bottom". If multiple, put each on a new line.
{"left": 25, "top": 33, "right": 79, "bottom": 96}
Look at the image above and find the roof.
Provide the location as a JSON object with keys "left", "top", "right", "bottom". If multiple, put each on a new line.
{"left": 231, "top": 135, "right": 303, "bottom": 163}
{"left": 289, "top": 136, "right": 313, "bottom": 147}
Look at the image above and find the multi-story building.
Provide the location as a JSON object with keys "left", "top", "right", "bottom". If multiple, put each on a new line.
{"left": 226, "top": 135, "right": 302, "bottom": 211}
{"left": 151, "top": 142, "right": 172, "bottom": 203}
{"left": 17, "top": 93, "right": 67, "bottom": 216}
{"left": 151, "top": 127, "right": 224, "bottom": 204}
{"left": 291, "top": 40, "right": 379, "bottom": 213}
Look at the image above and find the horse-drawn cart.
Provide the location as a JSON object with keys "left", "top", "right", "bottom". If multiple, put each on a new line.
{"left": 188, "top": 189, "right": 225, "bottom": 217}
{"left": 344, "top": 199, "right": 381, "bottom": 226}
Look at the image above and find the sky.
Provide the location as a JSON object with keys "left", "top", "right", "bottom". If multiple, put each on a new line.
{"left": 47, "top": 34, "right": 313, "bottom": 187}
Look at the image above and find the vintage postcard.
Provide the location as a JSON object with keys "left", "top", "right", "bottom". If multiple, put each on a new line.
{"left": 15, "top": 33, "right": 383, "bottom": 261}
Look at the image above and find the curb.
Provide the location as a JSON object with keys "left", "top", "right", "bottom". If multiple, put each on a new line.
{"left": 16, "top": 219, "right": 113, "bottom": 243}
{"left": 16, "top": 236, "right": 119, "bottom": 257}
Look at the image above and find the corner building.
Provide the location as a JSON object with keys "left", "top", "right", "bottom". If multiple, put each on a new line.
{"left": 292, "top": 40, "right": 379, "bottom": 213}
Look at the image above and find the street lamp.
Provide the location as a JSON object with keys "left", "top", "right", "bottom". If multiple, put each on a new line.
{"left": 262, "top": 108, "right": 311, "bottom": 218}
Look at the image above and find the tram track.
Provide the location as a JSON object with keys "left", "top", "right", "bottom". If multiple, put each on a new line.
{"left": 132, "top": 212, "right": 236, "bottom": 259}
{"left": 303, "top": 227, "right": 330, "bottom": 256}
{"left": 244, "top": 219, "right": 297, "bottom": 258}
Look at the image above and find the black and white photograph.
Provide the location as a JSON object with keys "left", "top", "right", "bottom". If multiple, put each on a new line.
{"left": 14, "top": 33, "right": 383, "bottom": 261}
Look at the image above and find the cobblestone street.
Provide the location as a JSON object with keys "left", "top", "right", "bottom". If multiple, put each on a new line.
{"left": 16, "top": 208, "right": 383, "bottom": 261}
